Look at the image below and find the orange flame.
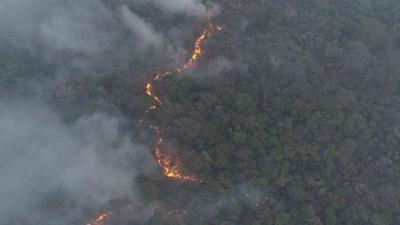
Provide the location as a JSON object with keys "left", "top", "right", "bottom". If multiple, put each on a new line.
{"left": 150, "top": 125, "right": 199, "bottom": 181}
{"left": 86, "top": 212, "right": 111, "bottom": 225}
{"left": 87, "top": 15, "right": 222, "bottom": 225}
{"left": 178, "top": 23, "right": 222, "bottom": 72}
{"left": 144, "top": 24, "right": 221, "bottom": 112}
{"left": 143, "top": 22, "right": 221, "bottom": 181}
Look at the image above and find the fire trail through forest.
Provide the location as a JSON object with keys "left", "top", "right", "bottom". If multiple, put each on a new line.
{"left": 87, "top": 212, "right": 110, "bottom": 225}
{"left": 144, "top": 22, "right": 222, "bottom": 182}
{"left": 86, "top": 22, "right": 221, "bottom": 225}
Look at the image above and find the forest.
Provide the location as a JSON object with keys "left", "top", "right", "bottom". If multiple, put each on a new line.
{"left": 0, "top": 0, "right": 399, "bottom": 225}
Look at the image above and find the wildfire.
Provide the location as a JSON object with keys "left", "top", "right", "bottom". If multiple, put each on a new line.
{"left": 187, "top": 24, "right": 221, "bottom": 65}
{"left": 145, "top": 82, "right": 162, "bottom": 112}
{"left": 150, "top": 125, "right": 199, "bottom": 181}
{"left": 144, "top": 22, "right": 222, "bottom": 181}
{"left": 86, "top": 212, "right": 111, "bottom": 225}
{"left": 144, "top": 23, "right": 221, "bottom": 113}
{"left": 178, "top": 23, "right": 222, "bottom": 73}
{"left": 155, "top": 138, "right": 199, "bottom": 181}
{"left": 86, "top": 12, "right": 222, "bottom": 225}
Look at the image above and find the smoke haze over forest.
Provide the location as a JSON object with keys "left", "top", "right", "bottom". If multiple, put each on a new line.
{"left": 0, "top": 0, "right": 214, "bottom": 224}
{"left": 1, "top": 0, "right": 400, "bottom": 225}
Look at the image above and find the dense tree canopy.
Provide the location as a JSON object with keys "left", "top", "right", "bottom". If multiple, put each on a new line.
{"left": 1, "top": 0, "right": 400, "bottom": 224}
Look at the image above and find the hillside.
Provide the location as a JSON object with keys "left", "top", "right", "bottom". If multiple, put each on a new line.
{"left": 0, "top": 1, "right": 399, "bottom": 225}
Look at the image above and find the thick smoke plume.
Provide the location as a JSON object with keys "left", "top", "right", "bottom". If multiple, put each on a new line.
{"left": 139, "top": 0, "right": 209, "bottom": 17}
{"left": 0, "top": 0, "right": 217, "bottom": 224}
{"left": 119, "top": 5, "right": 163, "bottom": 47}
{"left": 0, "top": 100, "right": 156, "bottom": 224}
{"left": 0, "top": 0, "right": 214, "bottom": 72}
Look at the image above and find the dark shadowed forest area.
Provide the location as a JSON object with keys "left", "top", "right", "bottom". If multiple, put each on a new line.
{"left": 0, "top": 0, "right": 399, "bottom": 225}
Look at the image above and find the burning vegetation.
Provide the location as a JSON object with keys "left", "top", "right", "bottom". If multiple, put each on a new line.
{"left": 87, "top": 212, "right": 111, "bottom": 225}
{"left": 144, "top": 22, "right": 222, "bottom": 182}
{"left": 86, "top": 21, "right": 221, "bottom": 225}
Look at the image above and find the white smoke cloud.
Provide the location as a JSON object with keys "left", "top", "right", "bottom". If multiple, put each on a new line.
{"left": 142, "top": 0, "right": 210, "bottom": 17}
{"left": 119, "top": 5, "right": 163, "bottom": 47}
{"left": 0, "top": 0, "right": 114, "bottom": 54}
{"left": 0, "top": 0, "right": 219, "bottom": 223}
{"left": 0, "top": 0, "right": 215, "bottom": 55}
{"left": 39, "top": 1, "right": 116, "bottom": 55}
{"left": 0, "top": 100, "right": 156, "bottom": 224}
{"left": 0, "top": 0, "right": 218, "bottom": 75}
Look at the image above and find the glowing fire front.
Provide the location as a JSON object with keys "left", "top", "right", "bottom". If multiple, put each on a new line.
{"left": 86, "top": 212, "right": 111, "bottom": 225}
{"left": 144, "top": 23, "right": 222, "bottom": 181}
{"left": 87, "top": 21, "right": 221, "bottom": 225}
{"left": 150, "top": 125, "right": 198, "bottom": 181}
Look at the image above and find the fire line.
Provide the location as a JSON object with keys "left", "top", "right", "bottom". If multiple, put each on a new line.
{"left": 87, "top": 20, "right": 222, "bottom": 225}
{"left": 144, "top": 22, "right": 222, "bottom": 181}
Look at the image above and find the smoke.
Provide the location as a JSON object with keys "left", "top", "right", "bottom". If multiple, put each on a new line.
{"left": 0, "top": 100, "right": 156, "bottom": 224}
{"left": 0, "top": 0, "right": 216, "bottom": 72}
{"left": 0, "top": 0, "right": 219, "bottom": 224}
{"left": 0, "top": 0, "right": 114, "bottom": 54}
{"left": 140, "top": 0, "right": 213, "bottom": 17}
{"left": 119, "top": 5, "right": 163, "bottom": 47}
{"left": 39, "top": 1, "right": 116, "bottom": 55}
{"left": 197, "top": 184, "right": 264, "bottom": 217}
